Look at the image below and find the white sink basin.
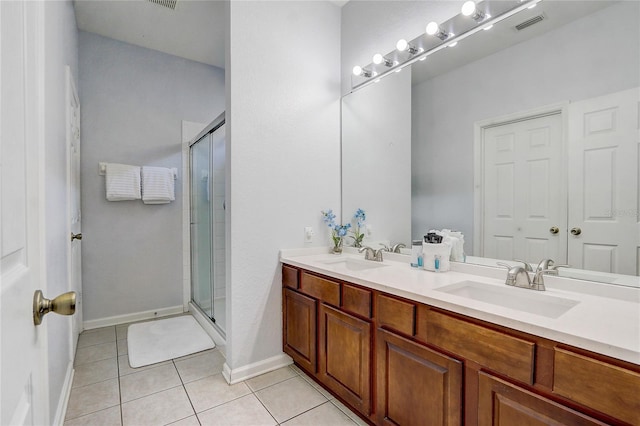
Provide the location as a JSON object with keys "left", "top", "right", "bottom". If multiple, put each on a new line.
{"left": 435, "top": 281, "right": 579, "bottom": 319}
{"left": 320, "top": 257, "right": 388, "bottom": 272}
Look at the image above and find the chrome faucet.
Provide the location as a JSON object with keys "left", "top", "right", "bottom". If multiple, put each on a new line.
{"left": 513, "top": 259, "right": 533, "bottom": 272}
{"left": 378, "top": 243, "right": 405, "bottom": 253}
{"left": 391, "top": 243, "right": 406, "bottom": 253}
{"left": 536, "top": 259, "right": 570, "bottom": 276}
{"left": 497, "top": 262, "right": 548, "bottom": 291}
{"left": 359, "top": 246, "right": 383, "bottom": 262}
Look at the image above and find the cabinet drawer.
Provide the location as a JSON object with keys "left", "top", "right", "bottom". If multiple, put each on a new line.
{"left": 342, "top": 284, "right": 371, "bottom": 318}
{"left": 377, "top": 294, "right": 415, "bottom": 336}
{"left": 426, "top": 310, "right": 535, "bottom": 384}
{"left": 282, "top": 265, "right": 299, "bottom": 289}
{"left": 300, "top": 272, "right": 340, "bottom": 306}
{"left": 553, "top": 348, "right": 640, "bottom": 425}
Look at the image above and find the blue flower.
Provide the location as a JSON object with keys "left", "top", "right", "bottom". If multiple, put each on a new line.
{"left": 353, "top": 208, "right": 366, "bottom": 228}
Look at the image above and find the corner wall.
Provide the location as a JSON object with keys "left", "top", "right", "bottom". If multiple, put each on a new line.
{"left": 225, "top": 0, "right": 341, "bottom": 378}
{"left": 78, "top": 32, "right": 225, "bottom": 323}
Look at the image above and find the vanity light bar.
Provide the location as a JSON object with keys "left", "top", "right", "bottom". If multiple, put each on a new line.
{"left": 351, "top": 0, "right": 543, "bottom": 92}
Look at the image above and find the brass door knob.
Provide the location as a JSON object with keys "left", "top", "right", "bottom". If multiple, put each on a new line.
{"left": 549, "top": 226, "right": 559, "bottom": 235}
{"left": 33, "top": 290, "right": 76, "bottom": 325}
{"left": 71, "top": 233, "right": 82, "bottom": 241}
{"left": 570, "top": 227, "right": 582, "bottom": 236}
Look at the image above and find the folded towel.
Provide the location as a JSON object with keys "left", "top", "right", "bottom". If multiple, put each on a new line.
{"left": 106, "top": 163, "right": 141, "bottom": 201}
{"left": 422, "top": 242, "right": 452, "bottom": 272}
{"left": 142, "top": 166, "right": 175, "bottom": 204}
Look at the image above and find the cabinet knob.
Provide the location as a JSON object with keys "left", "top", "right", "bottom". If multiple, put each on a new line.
{"left": 549, "top": 226, "right": 559, "bottom": 235}
{"left": 570, "top": 227, "right": 582, "bottom": 236}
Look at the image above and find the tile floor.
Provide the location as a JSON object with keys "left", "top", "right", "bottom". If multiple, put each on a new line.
{"left": 65, "top": 319, "right": 367, "bottom": 426}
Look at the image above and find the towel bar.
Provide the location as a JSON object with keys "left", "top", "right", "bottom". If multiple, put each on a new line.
{"left": 99, "top": 162, "right": 178, "bottom": 179}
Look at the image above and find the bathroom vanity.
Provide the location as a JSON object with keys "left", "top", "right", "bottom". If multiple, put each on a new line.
{"left": 280, "top": 249, "right": 640, "bottom": 426}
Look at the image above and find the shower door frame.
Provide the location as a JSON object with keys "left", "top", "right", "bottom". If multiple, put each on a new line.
{"left": 188, "top": 112, "right": 226, "bottom": 338}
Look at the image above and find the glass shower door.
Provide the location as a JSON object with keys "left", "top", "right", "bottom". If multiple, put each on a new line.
{"left": 190, "top": 135, "right": 213, "bottom": 318}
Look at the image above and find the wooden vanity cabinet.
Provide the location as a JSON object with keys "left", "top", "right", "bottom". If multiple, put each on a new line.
{"left": 283, "top": 288, "right": 316, "bottom": 373}
{"left": 318, "top": 303, "right": 372, "bottom": 415}
{"left": 478, "top": 372, "right": 608, "bottom": 426}
{"left": 281, "top": 265, "right": 640, "bottom": 426}
{"left": 376, "top": 328, "right": 462, "bottom": 426}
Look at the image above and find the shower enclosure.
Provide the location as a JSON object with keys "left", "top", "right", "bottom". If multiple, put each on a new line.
{"left": 189, "top": 113, "right": 226, "bottom": 336}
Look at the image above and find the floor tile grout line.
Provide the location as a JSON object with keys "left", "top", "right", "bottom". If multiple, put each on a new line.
{"left": 117, "top": 352, "right": 124, "bottom": 426}
{"left": 64, "top": 402, "right": 121, "bottom": 422}
{"left": 252, "top": 391, "right": 281, "bottom": 426}
{"left": 173, "top": 359, "right": 200, "bottom": 420}
{"left": 120, "top": 383, "right": 185, "bottom": 406}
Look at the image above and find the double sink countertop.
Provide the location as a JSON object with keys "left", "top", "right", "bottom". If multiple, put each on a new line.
{"left": 280, "top": 247, "right": 640, "bottom": 365}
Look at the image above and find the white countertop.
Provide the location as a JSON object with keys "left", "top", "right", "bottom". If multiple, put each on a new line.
{"left": 280, "top": 247, "right": 640, "bottom": 365}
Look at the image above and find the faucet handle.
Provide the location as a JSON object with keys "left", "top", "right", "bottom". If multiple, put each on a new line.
{"left": 547, "top": 264, "right": 570, "bottom": 276}
{"left": 531, "top": 269, "right": 554, "bottom": 291}
{"left": 378, "top": 243, "right": 390, "bottom": 252}
{"left": 358, "top": 246, "right": 376, "bottom": 260}
{"left": 373, "top": 249, "right": 384, "bottom": 262}
{"left": 513, "top": 259, "right": 533, "bottom": 272}
{"left": 496, "top": 262, "right": 512, "bottom": 270}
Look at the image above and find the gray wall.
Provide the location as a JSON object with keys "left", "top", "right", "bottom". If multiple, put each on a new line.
{"left": 43, "top": 0, "right": 78, "bottom": 420}
{"left": 79, "top": 31, "right": 225, "bottom": 322}
{"left": 411, "top": 1, "right": 640, "bottom": 252}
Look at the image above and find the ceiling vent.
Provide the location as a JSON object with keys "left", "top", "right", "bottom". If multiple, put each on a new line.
{"left": 147, "top": 0, "right": 177, "bottom": 10}
{"left": 515, "top": 14, "right": 545, "bottom": 31}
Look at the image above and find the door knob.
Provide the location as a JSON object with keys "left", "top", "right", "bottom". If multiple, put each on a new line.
{"left": 570, "top": 227, "right": 582, "bottom": 236}
{"left": 549, "top": 226, "right": 559, "bottom": 235}
{"left": 33, "top": 290, "right": 76, "bottom": 326}
{"left": 71, "top": 233, "right": 82, "bottom": 241}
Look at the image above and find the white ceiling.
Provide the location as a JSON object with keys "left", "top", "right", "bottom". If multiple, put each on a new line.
{"left": 74, "top": 0, "right": 226, "bottom": 69}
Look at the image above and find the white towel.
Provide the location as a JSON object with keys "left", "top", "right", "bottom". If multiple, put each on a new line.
{"left": 142, "top": 166, "right": 175, "bottom": 204}
{"left": 106, "top": 163, "right": 141, "bottom": 201}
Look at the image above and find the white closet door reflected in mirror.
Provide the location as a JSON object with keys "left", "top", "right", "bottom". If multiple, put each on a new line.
{"left": 477, "top": 87, "right": 639, "bottom": 276}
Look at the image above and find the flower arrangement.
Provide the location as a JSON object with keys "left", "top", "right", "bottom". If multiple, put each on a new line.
{"left": 321, "top": 209, "right": 351, "bottom": 254}
{"left": 351, "top": 208, "right": 366, "bottom": 248}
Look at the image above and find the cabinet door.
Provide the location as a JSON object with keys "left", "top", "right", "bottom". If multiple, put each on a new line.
{"left": 318, "top": 303, "right": 372, "bottom": 416}
{"left": 283, "top": 288, "right": 316, "bottom": 373}
{"left": 376, "top": 328, "right": 463, "bottom": 426}
{"left": 478, "top": 372, "right": 608, "bottom": 426}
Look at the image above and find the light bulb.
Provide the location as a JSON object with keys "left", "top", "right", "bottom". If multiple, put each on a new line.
{"left": 461, "top": 1, "right": 476, "bottom": 16}
{"left": 396, "top": 39, "right": 409, "bottom": 51}
{"left": 352, "top": 65, "right": 363, "bottom": 76}
{"left": 449, "top": 41, "right": 458, "bottom": 47}
{"left": 372, "top": 54, "right": 384, "bottom": 65}
{"left": 426, "top": 21, "right": 440, "bottom": 36}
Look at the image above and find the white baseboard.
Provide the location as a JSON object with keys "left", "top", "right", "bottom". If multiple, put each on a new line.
{"left": 189, "top": 302, "right": 226, "bottom": 352}
{"left": 52, "top": 361, "right": 74, "bottom": 426}
{"left": 222, "top": 353, "right": 293, "bottom": 385}
{"left": 83, "top": 305, "right": 185, "bottom": 330}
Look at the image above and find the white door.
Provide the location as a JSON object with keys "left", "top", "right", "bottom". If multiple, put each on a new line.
{"left": 67, "top": 66, "right": 83, "bottom": 352}
{"left": 482, "top": 113, "right": 566, "bottom": 264}
{"left": 1, "top": 1, "right": 49, "bottom": 425}
{"left": 568, "top": 87, "right": 640, "bottom": 275}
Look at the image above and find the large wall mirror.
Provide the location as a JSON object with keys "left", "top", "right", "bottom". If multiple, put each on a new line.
{"left": 342, "top": 0, "right": 640, "bottom": 287}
